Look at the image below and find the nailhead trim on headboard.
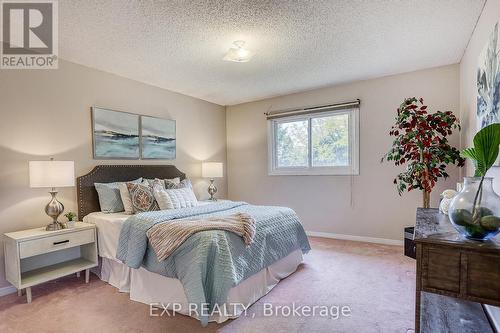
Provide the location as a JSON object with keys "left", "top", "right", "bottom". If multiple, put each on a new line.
{"left": 76, "top": 165, "right": 186, "bottom": 219}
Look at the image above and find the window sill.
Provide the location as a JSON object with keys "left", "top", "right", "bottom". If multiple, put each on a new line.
{"left": 268, "top": 168, "right": 359, "bottom": 176}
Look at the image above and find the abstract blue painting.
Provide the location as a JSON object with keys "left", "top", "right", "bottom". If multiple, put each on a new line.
{"left": 477, "top": 22, "right": 500, "bottom": 165}
{"left": 477, "top": 22, "right": 500, "bottom": 129}
{"left": 140, "top": 116, "right": 176, "bottom": 159}
{"left": 92, "top": 107, "right": 140, "bottom": 159}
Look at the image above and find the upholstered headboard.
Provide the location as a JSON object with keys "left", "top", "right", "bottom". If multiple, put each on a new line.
{"left": 76, "top": 165, "right": 186, "bottom": 219}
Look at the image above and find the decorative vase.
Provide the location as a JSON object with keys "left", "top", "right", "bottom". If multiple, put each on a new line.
{"left": 448, "top": 177, "right": 500, "bottom": 241}
{"left": 67, "top": 219, "right": 76, "bottom": 228}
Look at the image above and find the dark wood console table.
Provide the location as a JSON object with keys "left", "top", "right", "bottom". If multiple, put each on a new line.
{"left": 414, "top": 208, "right": 500, "bottom": 333}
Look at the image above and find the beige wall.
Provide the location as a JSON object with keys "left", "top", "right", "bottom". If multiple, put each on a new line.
{"left": 226, "top": 64, "right": 461, "bottom": 241}
{"left": 460, "top": 0, "right": 500, "bottom": 192}
{"left": 0, "top": 60, "right": 226, "bottom": 289}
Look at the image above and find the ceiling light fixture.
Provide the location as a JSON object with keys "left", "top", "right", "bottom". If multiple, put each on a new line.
{"left": 223, "top": 40, "right": 254, "bottom": 63}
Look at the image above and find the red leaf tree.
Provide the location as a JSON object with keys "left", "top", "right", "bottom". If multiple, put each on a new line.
{"left": 382, "top": 97, "right": 465, "bottom": 208}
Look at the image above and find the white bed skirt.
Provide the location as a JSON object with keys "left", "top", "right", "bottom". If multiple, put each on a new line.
{"left": 99, "top": 250, "right": 303, "bottom": 323}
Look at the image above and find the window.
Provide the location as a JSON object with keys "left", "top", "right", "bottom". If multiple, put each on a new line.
{"left": 268, "top": 107, "right": 359, "bottom": 175}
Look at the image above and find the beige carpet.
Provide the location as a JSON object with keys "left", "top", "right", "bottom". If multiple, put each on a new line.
{"left": 0, "top": 237, "right": 415, "bottom": 333}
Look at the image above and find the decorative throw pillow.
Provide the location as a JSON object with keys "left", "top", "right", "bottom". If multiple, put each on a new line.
{"left": 127, "top": 181, "right": 160, "bottom": 213}
{"left": 164, "top": 177, "right": 181, "bottom": 189}
{"left": 144, "top": 178, "right": 163, "bottom": 187}
{"left": 164, "top": 178, "right": 193, "bottom": 189}
{"left": 119, "top": 183, "right": 134, "bottom": 215}
{"left": 179, "top": 179, "right": 193, "bottom": 189}
{"left": 144, "top": 177, "right": 182, "bottom": 189}
{"left": 154, "top": 186, "right": 198, "bottom": 210}
{"left": 95, "top": 178, "right": 142, "bottom": 213}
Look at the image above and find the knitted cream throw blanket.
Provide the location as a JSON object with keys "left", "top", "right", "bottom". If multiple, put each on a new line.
{"left": 147, "top": 213, "right": 256, "bottom": 261}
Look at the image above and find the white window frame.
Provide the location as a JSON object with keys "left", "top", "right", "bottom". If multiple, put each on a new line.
{"left": 268, "top": 108, "right": 359, "bottom": 176}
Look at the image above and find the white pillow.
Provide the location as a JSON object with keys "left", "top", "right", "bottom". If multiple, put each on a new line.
{"left": 154, "top": 186, "right": 198, "bottom": 210}
{"left": 119, "top": 183, "right": 134, "bottom": 214}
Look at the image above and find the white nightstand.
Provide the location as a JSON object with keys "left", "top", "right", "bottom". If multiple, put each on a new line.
{"left": 4, "top": 222, "right": 98, "bottom": 303}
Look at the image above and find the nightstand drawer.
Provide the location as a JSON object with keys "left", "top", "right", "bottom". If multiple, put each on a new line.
{"left": 19, "top": 229, "right": 95, "bottom": 259}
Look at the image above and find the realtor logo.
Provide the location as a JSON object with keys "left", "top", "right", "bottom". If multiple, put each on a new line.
{"left": 1, "top": 0, "right": 58, "bottom": 69}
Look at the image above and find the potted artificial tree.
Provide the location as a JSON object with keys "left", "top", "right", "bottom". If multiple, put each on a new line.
{"left": 448, "top": 123, "right": 500, "bottom": 240}
{"left": 382, "top": 97, "right": 464, "bottom": 207}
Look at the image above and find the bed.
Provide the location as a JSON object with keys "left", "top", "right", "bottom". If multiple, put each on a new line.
{"left": 77, "top": 165, "right": 310, "bottom": 325}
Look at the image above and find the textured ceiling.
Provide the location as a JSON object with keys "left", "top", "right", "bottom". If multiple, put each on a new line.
{"left": 56, "top": 1, "right": 485, "bottom": 106}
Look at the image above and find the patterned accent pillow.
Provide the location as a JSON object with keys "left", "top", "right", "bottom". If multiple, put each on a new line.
{"left": 144, "top": 178, "right": 163, "bottom": 187}
{"left": 126, "top": 181, "right": 160, "bottom": 213}
{"left": 144, "top": 177, "right": 183, "bottom": 189}
{"left": 143, "top": 177, "right": 191, "bottom": 190}
{"left": 164, "top": 177, "right": 181, "bottom": 189}
{"left": 95, "top": 178, "right": 142, "bottom": 213}
{"left": 164, "top": 178, "right": 193, "bottom": 189}
{"left": 154, "top": 186, "right": 198, "bottom": 210}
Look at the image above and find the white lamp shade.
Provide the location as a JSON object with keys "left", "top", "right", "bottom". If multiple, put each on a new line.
{"left": 202, "top": 162, "right": 223, "bottom": 178}
{"left": 29, "top": 160, "right": 75, "bottom": 188}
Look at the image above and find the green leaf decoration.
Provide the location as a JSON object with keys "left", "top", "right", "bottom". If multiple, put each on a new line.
{"left": 462, "top": 124, "right": 500, "bottom": 176}
{"left": 461, "top": 148, "right": 484, "bottom": 177}
{"left": 475, "top": 123, "right": 500, "bottom": 172}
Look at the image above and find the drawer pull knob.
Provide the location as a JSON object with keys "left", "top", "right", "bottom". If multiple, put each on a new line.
{"left": 53, "top": 240, "right": 69, "bottom": 245}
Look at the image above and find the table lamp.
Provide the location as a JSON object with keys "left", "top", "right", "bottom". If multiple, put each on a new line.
{"left": 29, "top": 159, "right": 75, "bottom": 231}
{"left": 201, "top": 162, "right": 223, "bottom": 201}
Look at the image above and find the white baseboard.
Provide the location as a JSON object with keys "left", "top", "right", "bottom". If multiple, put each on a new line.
{"left": 0, "top": 285, "right": 16, "bottom": 297}
{"left": 306, "top": 231, "right": 403, "bottom": 246}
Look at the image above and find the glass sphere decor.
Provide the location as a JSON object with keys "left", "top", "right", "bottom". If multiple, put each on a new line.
{"left": 448, "top": 177, "right": 500, "bottom": 241}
